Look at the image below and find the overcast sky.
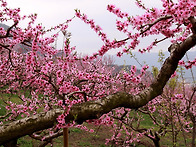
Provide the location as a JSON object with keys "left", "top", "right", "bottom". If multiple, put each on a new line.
{"left": 5, "top": 0, "right": 195, "bottom": 55}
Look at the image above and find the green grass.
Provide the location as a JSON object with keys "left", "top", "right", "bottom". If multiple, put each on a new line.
{"left": 0, "top": 93, "right": 22, "bottom": 117}
{"left": 70, "top": 127, "right": 82, "bottom": 133}
{"left": 79, "top": 141, "right": 93, "bottom": 147}
{"left": 140, "top": 113, "right": 155, "bottom": 128}
{"left": 17, "top": 137, "right": 32, "bottom": 147}
{"left": 99, "top": 145, "right": 109, "bottom": 147}
{"left": 0, "top": 99, "right": 6, "bottom": 116}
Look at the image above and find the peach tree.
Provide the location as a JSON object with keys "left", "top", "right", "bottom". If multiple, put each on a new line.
{"left": 0, "top": 0, "right": 195, "bottom": 146}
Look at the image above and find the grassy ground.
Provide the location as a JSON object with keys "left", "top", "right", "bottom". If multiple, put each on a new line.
{"left": 13, "top": 124, "right": 112, "bottom": 147}
{"left": 0, "top": 96, "right": 194, "bottom": 147}
{"left": 0, "top": 120, "right": 194, "bottom": 147}
{"left": 11, "top": 123, "right": 193, "bottom": 147}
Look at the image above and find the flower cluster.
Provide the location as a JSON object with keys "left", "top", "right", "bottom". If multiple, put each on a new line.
{"left": 107, "top": 4, "right": 129, "bottom": 18}
{"left": 179, "top": 58, "right": 196, "bottom": 69}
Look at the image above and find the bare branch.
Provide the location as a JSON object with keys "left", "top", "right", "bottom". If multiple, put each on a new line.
{"left": 67, "top": 91, "right": 87, "bottom": 101}
{"left": 30, "top": 129, "right": 63, "bottom": 141}
{"left": 0, "top": 44, "right": 16, "bottom": 68}
{"left": 116, "top": 15, "right": 172, "bottom": 43}
{"left": 140, "top": 15, "right": 172, "bottom": 34}
{"left": 0, "top": 112, "right": 12, "bottom": 119}
{"left": 153, "top": 37, "right": 169, "bottom": 45}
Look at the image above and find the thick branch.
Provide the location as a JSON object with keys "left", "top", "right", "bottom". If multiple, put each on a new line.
{"left": 66, "top": 34, "right": 196, "bottom": 124}
{"left": 0, "top": 34, "right": 195, "bottom": 145}
{"left": 0, "top": 109, "right": 64, "bottom": 145}
{"left": 189, "top": 16, "right": 196, "bottom": 34}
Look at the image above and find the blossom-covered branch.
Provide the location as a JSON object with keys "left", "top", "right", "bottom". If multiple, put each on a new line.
{"left": 0, "top": 0, "right": 195, "bottom": 146}
{"left": 0, "top": 32, "right": 195, "bottom": 145}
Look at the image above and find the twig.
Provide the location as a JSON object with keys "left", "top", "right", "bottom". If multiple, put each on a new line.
{"left": 0, "top": 112, "right": 12, "bottom": 119}
{"left": 0, "top": 44, "right": 16, "bottom": 68}
{"left": 153, "top": 37, "right": 168, "bottom": 45}
{"left": 140, "top": 15, "right": 172, "bottom": 34}
{"left": 116, "top": 15, "right": 172, "bottom": 43}
{"left": 30, "top": 129, "right": 63, "bottom": 141}
{"left": 67, "top": 91, "right": 87, "bottom": 102}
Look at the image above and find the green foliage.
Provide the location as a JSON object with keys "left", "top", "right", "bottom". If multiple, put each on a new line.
{"left": 139, "top": 113, "right": 155, "bottom": 129}
{"left": 79, "top": 141, "right": 93, "bottom": 147}
{"left": 152, "top": 66, "right": 159, "bottom": 78}
{"left": 0, "top": 99, "right": 6, "bottom": 116}
{"left": 70, "top": 127, "right": 82, "bottom": 133}
{"left": 99, "top": 145, "right": 110, "bottom": 147}
{"left": 158, "top": 50, "right": 165, "bottom": 64}
{"left": 168, "top": 77, "right": 177, "bottom": 90}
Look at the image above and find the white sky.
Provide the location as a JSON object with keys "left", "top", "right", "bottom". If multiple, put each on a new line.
{"left": 5, "top": 0, "right": 195, "bottom": 55}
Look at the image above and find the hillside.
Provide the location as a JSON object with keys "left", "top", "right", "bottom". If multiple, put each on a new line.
{"left": 113, "top": 51, "right": 196, "bottom": 83}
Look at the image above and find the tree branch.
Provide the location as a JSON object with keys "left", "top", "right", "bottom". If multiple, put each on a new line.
{"left": 140, "top": 15, "right": 172, "bottom": 34}
{"left": 0, "top": 112, "right": 12, "bottom": 119}
{"left": 30, "top": 130, "right": 63, "bottom": 142}
{"left": 189, "top": 16, "right": 196, "bottom": 34}
{"left": 67, "top": 34, "right": 196, "bottom": 124}
{"left": 0, "top": 43, "right": 16, "bottom": 68}
{"left": 116, "top": 15, "right": 172, "bottom": 43}
{"left": 0, "top": 21, "right": 18, "bottom": 38}
{"left": 0, "top": 109, "right": 64, "bottom": 145}
{"left": 0, "top": 34, "right": 195, "bottom": 145}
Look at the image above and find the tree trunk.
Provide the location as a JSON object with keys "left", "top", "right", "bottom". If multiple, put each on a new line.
{"left": 63, "top": 128, "right": 69, "bottom": 147}
{"left": 192, "top": 120, "right": 196, "bottom": 147}
{"left": 153, "top": 133, "right": 160, "bottom": 147}
{"left": 153, "top": 140, "right": 160, "bottom": 147}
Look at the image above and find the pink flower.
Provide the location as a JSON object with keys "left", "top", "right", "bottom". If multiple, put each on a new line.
{"left": 1, "top": 1, "right": 7, "bottom": 7}
{"left": 58, "top": 100, "right": 63, "bottom": 106}
{"left": 89, "top": 129, "right": 94, "bottom": 133}
{"left": 117, "top": 52, "right": 122, "bottom": 57}
{"left": 178, "top": 60, "right": 185, "bottom": 66}
{"left": 75, "top": 12, "right": 80, "bottom": 18}
{"left": 171, "top": 71, "right": 177, "bottom": 78}
{"left": 174, "top": 94, "right": 183, "bottom": 99}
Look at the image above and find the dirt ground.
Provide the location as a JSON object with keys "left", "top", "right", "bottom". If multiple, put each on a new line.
{"left": 68, "top": 124, "right": 112, "bottom": 147}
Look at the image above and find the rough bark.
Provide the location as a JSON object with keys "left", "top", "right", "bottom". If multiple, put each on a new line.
{"left": 0, "top": 109, "right": 64, "bottom": 145}
{"left": 0, "top": 34, "right": 195, "bottom": 145}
